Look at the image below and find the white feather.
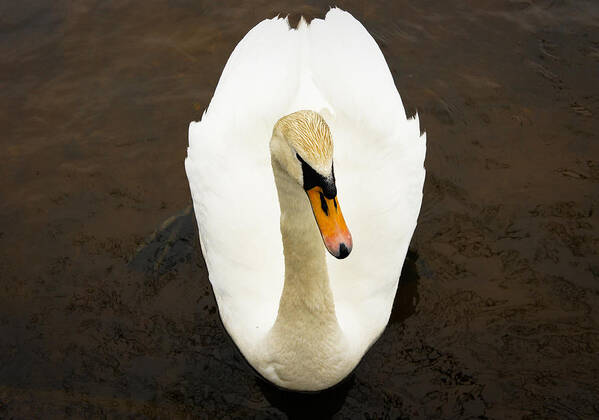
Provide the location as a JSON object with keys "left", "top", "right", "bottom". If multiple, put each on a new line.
{"left": 185, "top": 8, "right": 426, "bottom": 388}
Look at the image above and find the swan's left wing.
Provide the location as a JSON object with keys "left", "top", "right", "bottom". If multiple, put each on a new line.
{"left": 307, "top": 9, "right": 427, "bottom": 348}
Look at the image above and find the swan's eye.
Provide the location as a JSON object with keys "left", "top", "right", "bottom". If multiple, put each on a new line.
{"left": 296, "top": 153, "right": 337, "bottom": 198}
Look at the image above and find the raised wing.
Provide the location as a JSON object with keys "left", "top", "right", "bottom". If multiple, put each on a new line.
{"left": 308, "top": 9, "right": 426, "bottom": 346}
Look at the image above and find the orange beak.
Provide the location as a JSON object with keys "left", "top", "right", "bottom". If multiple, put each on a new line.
{"left": 306, "top": 186, "right": 353, "bottom": 259}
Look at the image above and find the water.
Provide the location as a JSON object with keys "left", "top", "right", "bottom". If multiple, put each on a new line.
{"left": 1, "top": 1, "right": 599, "bottom": 418}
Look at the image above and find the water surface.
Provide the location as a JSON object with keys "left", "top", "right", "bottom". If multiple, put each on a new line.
{"left": 1, "top": 1, "right": 599, "bottom": 418}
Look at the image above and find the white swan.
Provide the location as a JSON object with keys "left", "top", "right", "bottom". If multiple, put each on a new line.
{"left": 185, "top": 8, "right": 426, "bottom": 391}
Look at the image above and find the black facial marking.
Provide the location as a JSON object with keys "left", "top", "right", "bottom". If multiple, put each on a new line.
{"left": 297, "top": 153, "right": 337, "bottom": 199}
{"left": 319, "top": 191, "right": 329, "bottom": 216}
{"left": 333, "top": 197, "right": 338, "bottom": 210}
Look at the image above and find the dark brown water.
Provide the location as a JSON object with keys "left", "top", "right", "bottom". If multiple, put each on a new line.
{"left": 1, "top": 1, "right": 598, "bottom": 418}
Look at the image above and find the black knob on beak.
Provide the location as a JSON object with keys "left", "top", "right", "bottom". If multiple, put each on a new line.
{"left": 337, "top": 243, "right": 350, "bottom": 259}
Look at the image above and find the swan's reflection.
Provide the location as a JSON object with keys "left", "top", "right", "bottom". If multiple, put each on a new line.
{"left": 258, "top": 374, "right": 354, "bottom": 419}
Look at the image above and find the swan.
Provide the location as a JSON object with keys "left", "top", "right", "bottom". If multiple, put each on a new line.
{"left": 185, "top": 8, "right": 426, "bottom": 391}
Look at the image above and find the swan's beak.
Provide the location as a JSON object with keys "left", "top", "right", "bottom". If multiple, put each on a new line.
{"left": 306, "top": 186, "right": 353, "bottom": 259}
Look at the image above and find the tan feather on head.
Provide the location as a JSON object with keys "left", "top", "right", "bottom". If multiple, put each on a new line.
{"left": 274, "top": 110, "right": 333, "bottom": 175}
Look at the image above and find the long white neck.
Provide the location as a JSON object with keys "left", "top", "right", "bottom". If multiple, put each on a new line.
{"left": 272, "top": 159, "right": 337, "bottom": 326}
{"left": 262, "top": 159, "right": 353, "bottom": 391}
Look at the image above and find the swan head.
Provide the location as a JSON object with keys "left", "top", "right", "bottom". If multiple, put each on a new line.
{"left": 271, "top": 110, "right": 352, "bottom": 259}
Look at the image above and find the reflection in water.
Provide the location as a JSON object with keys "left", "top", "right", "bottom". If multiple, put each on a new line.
{"left": 389, "top": 248, "right": 420, "bottom": 325}
{"left": 129, "top": 205, "right": 196, "bottom": 277}
{"left": 258, "top": 375, "right": 354, "bottom": 419}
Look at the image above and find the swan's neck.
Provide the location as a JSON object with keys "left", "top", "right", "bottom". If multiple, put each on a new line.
{"left": 264, "top": 160, "right": 351, "bottom": 390}
{"left": 271, "top": 160, "right": 338, "bottom": 328}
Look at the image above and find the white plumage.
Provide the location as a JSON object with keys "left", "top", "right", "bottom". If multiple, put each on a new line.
{"left": 185, "top": 8, "right": 425, "bottom": 391}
